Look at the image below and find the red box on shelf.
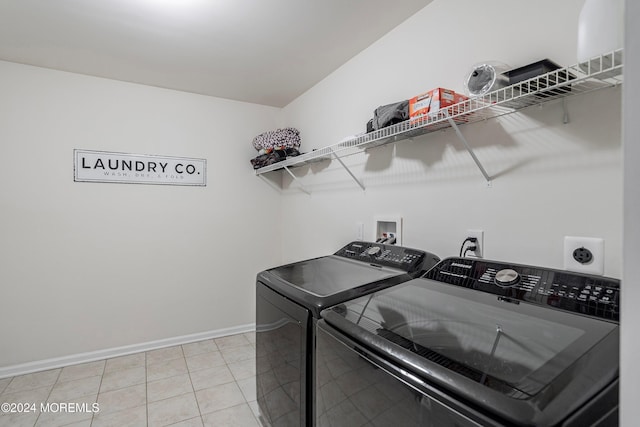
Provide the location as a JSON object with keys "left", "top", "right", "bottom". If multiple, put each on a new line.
{"left": 409, "top": 88, "right": 468, "bottom": 122}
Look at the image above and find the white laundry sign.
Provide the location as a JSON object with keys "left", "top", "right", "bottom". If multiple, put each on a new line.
{"left": 74, "top": 150, "right": 206, "bottom": 186}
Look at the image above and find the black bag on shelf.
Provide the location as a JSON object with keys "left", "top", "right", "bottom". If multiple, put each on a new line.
{"left": 372, "top": 100, "right": 409, "bottom": 130}
{"left": 366, "top": 118, "right": 374, "bottom": 133}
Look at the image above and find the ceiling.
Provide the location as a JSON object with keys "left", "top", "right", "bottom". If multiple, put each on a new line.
{"left": 0, "top": 0, "right": 433, "bottom": 107}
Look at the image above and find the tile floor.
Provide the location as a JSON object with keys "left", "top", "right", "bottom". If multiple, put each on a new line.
{"left": 0, "top": 332, "right": 260, "bottom": 427}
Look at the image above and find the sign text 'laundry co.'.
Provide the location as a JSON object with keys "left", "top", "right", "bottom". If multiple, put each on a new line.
{"left": 74, "top": 150, "right": 207, "bottom": 186}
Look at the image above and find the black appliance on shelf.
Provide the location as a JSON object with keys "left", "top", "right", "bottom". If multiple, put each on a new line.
{"left": 316, "top": 257, "right": 619, "bottom": 427}
{"left": 256, "top": 241, "right": 440, "bottom": 426}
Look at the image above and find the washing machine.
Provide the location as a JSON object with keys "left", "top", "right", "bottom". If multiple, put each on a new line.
{"left": 256, "top": 241, "right": 440, "bottom": 426}
{"left": 316, "top": 257, "right": 619, "bottom": 426}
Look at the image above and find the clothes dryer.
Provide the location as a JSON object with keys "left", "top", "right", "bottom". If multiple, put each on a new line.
{"left": 256, "top": 241, "right": 440, "bottom": 426}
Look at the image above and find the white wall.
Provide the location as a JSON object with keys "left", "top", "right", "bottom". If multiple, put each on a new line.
{"left": 0, "top": 61, "right": 282, "bottom": 369}
{"left": 0, "top": 5, "right": 631, "bottom": 420}
{"left": 621, "top": 0, "right": 639, "bottom": 425}
{"left": 279, "top": 0, "right": 623, "bottom": 279}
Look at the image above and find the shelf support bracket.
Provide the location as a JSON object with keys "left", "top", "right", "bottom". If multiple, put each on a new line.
{"left": 258, "top": 174, "right": 282, "bottom": 193}
{"left": 330, "top": 148, "right": 366, "bottom": 191}
{"left": 562, "top": 98, "right": 570, "bottom": 124}
{"left": 445, "top": 114, "right": 492, "bottom": 182}
{"left": 283, "top": 166, "right": 311, "bottom": 195}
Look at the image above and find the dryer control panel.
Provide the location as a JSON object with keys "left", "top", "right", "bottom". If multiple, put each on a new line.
{"left": 424, "top": 257, "right": 620, "bottom": 321}
{"left": 335, "top": 241, "right": 439, "bottom": 276}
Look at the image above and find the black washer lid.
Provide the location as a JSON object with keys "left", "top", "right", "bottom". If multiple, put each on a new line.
{"left": 322, "top": 277, "right": 618, "bottom": 426}
{"left": 260, "top": 255, "right": 412, "bottom": 319}
{"left": 267, "top": 255, "right": 399, "bottom": 297}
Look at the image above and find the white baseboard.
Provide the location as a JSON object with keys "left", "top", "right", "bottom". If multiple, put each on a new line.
{"left": 0, "top": 323, "right": 255, "bottom": 380}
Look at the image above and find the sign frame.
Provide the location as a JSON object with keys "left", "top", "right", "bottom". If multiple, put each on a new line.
{"left": 74, "top": 149, "right": 207, "bottom": 186}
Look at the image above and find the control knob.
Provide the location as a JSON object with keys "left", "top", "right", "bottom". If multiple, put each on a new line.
{"left": 495, "top": 269, "right": 520, "bottom": 287}
{"left": 367, "top": 246, "right": 381, "bottom": 256}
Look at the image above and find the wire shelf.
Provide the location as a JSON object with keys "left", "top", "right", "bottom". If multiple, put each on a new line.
{"left": 255, "top": 49, "right": 623, "bottom": 176}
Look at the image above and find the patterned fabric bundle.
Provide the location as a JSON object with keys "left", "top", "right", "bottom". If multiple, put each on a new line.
{"left": 250, "top": 148, "right": 301, "bottom": 169}
{"left": 252, "top": 127, "right": 300, "bottom": 151}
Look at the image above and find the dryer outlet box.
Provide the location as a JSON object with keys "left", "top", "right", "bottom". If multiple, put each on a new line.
{"left": 563, "top": 236, "right": 604, "bottom": 275}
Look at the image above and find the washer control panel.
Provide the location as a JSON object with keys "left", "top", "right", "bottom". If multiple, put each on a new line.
{"left": 494, "top": 268, "right": 520, "bottom": 287}
{"left": 334, "top": 241, "right": 439, "bottom": 275}
{"left": 424, "top": 257, "right": 620, "bottom": 321}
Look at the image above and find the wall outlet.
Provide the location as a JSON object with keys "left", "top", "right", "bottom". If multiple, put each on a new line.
{"left": 465, "top": 229, "right": 484, "bottom": 258}
{"left": 563, "top": 236, "right": 604, "bottom": 275}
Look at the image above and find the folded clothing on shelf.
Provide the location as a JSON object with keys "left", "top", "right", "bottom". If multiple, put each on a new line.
{"left": 250, "top": 148, "right": 301, "bottom": 170}
{"left": 252, "top": 127, "right": 301, "bottom": 151}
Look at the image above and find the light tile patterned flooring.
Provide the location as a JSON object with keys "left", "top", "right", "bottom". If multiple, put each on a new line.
{"left": 0, "top": 332, "right": 260, "bottom": 427}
